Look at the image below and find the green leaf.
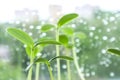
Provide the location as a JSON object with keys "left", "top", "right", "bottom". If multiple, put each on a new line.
{"left": 37, "top": 37, "right": 55, "bottom": 47}
{"left": 74, "top": 32, "right": 87, "bottom": 39}
{"left": 108, "top": 49, "right": 120, "bottom": 56}
{"left": 67, "top": 43, "right": 73, "bottom": 49}
{"left": 49, "top": 56, "right": 73, "bottom": 62}
{"left": 7, "top": 28, "right": 34, "bottom": 46}
{"left": 35, "top": 58, "right": 50, "bottom": 66}
{"left": 61, "top": 27, "right": 74, "bottom": 36}
{"left": 35, "top": 58, "right": 48, "bottom": 63}
{"left": 57, "top": 13, "right": 78, "bottom": 28}
{"left": 26, "top": 45, "right": 43, "bottom": 58}
{"left": 59, "top": 34, "right": 68, "bottom": 46}
{"left": 34, "top": 40, "right": 61, "bottom": 48}
{"left": 25, "top": 46, "right": 32, "bottom": 57}
{"left": 41, "top": 24, "right": 55, "bottom": 32}
{"left": 33, "top": 46, "right": 39, "bottom": 58}
{"left": 26, "top": 58, "right": 49, "bottom": 71}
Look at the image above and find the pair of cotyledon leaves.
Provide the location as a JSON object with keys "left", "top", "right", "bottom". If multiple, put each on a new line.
{"left": 40, "top": 14, "right": 86, "bottom": 47}
{"left": 41, "top": 13, "right": 78, "bottom": 32}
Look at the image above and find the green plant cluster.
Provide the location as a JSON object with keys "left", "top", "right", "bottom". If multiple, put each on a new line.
{"left": 7, "top": 13, "right": 85, "bottom": 80}
{"left": 1, "top": 9, "right": 120, "bottom": 80}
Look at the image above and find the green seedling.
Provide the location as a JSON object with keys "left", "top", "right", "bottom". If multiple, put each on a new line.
{"left": 56, "top": 13, "right": 78, "bottom": 80}
{"left": 26, "top": 56, "right": 73, "bottom": 80}
{"left": 41, "top": 13, "right": 78, "bottom": 80}
{"left": 61, "top": 26, "right": 86, "bottom": 80}
{"left": 35, "top": 23, "right": 58, "bottom": 80}
{"left": 7, "top": 13, "right": 79, "bottom": 80}
{"left": 59, "top": 34, "right": 72, "bottom": 80}
{"left": 71, "top": 33, "right": 86, "bottom": 80}
{"left": 34, "top": 38, "right": 61, "bottom": 80}
{"left": 7, "top": 28, "right": 61, "bottom": 80}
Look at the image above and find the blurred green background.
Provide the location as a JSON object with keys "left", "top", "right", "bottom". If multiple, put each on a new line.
{"left": 1, "top": 2, "right": 120, "bottom": 80}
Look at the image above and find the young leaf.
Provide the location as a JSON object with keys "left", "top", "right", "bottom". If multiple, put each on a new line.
{"left": 74, "top": 32, "right": 87, "bottom": 39}
{"left": 26, "top": 58, "right": 49, "bottom": 71}
{"left": 34, "top": 40, "right": 61, "bottom": 48}
{"left": 108, "top": 49, "right": 120, "bottom": 56}
{"left": 35, "top": 58, "right": 49, "bottom": 65}
{"left": 36, "top": 37, "right": 55, "bottom": 47}
{"left": 35, "top": 58, "right": 48, "bottom": 62}
{"left": 67, "top": 43, "right": 73, "bottom": 49}
{"left": 25, "top": 46, "right": 32, "bottom": 57}
{"left": 57, "top": 13, "right": 78, "bottom": 28}
{"left": 32, "top": 46, "right": 39, "bottom": 58}
{"left": 26, "top": 45, "right": 42, "bottom": 58}
{"left": 61, "top": 27, "right": 74, "bottom": 36}
{"left": 41, "top": 24, "right": 55, "bottom": 32}
{"left": 49, "top": 56, "right": 73, "bottom": 62}
{"left": 59, "top": 34, "right": 68, "bottom": 46}
{"left": 7, "top": 28, "right": 34, "bottom": 46}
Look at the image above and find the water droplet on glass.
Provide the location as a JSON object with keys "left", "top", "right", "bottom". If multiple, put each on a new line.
{"left": 91, "top": 71, "right": 95, "bottom": 76}
{"left": 98, "top": 29, "right": 102, "bottom": 33}
{"left": 102, "top": 19, "right": 108, "bottom": 25}
{"left": 23, "top": 45, "right": 27, "bottom": 48}
{"left": 36, "top": 26, "right": 41, "bottom": 29}
{"left": 41, "top": 21, "right": 45, "bottom": 24}
{"left": 22, "top": 23, "right": 26, "bottom": 27}
{"left": 79, "top": 19, "right": 84, "bottom": 23}
{"left": 29, "top": 25, "right": 34, "bottom": 29}
{"left": 86, "top": 73, "right": 90, "bottom": 77}
{"left": 110, "top": 37, "right": 115, "bottom": 42}
{"left": 41, "top": 33, "right": 46, "bottom": 37}
{"left": 89, "top": 26, "right": 96, "bottom": 31}
{"left": 115, "top": 14, "right": 120, "bottom": 17}
{"left": 71, "top": 24, "right": 76, "bottom": 28}
{"left": 110, "top": 17, "right": 115, "bottom": 22}
{"left": 16, "top": 47, "right": 20, "bottom": 51}
{"left": 15, "top": 21, "right": 20, "bottom": 24}
{"left": 83, "top": 21, "right": 87, "bottom": 25}
{"left": 75, "top": 39, "right": 80, "bottom": 43}
{"left": 62, "top": 64, "right": 67, "bottom": 69}
{"left": 106, "top": 28, "right": 111, "bottom": 32}
{"left": 94, "top": 36, "right": 99, "bottom": 40}
{"left": 28, "top": 32, "right": 32, "bottom": 36}
{"left": 102, "top": 36, "right": 108, "bottom": 40}
{"left": 49, "top": 18, "right": 54, "bottom": 22}
{"left": 36, "top": 53, "right": 42, "bottom": 57}
{"left": 101, "top": 49, "right": 106, "bottom": 54}
{"left": 89, "top": 32, "right": 94, "bottom": 37}
{"left": 110, "top": 72, "right": 115, "bottom": 77}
